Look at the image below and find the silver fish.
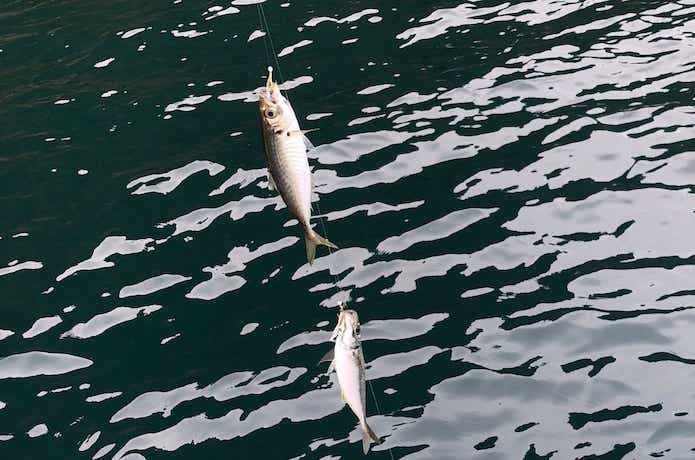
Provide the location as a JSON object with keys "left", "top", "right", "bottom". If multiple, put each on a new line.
{"left": 258, "top": 66, "right": 337, "bottom": 264}
{"left": 320, "top": 309, "right": 381, "bottom": 454}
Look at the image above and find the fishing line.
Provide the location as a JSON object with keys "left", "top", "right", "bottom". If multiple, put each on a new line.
{"left": 257, "top": 5, "right": 271, "bottom": 71}
{"left": 257, "top": 5, "right": 394, "bottom": 459}
{"left": 257, "top": 3, "right": 284, "bottom": 95}
{"left": 368, "top": 378, "right": 396, "bottom": 460}
{"left": 257, "top": 2, "right": 342, "bottom": 299}
{"left": 313, "top": 208, "right": 396, "bottom": 460}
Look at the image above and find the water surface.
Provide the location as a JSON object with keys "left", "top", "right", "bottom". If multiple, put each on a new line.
{"left": 2, "top": 0, "right": 695, "bottom": 458}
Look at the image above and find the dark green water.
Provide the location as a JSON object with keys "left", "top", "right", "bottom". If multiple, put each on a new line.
{"left": 3, "top": 0, "right": 695, "bottom": 458}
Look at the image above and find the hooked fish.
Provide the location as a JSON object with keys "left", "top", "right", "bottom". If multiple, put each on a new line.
{"left": 258, "top": 66, "right": 337, "bottom": 264}
{"left": 320, "top": 309, "right": 381, "bottom": 454}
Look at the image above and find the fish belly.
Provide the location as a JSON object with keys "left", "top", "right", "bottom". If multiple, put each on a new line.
{"left": 265, "top": 133, "right": 311, "bottom": 225}
{"left": 335, "top": 347, "right": 366, "bottom": 422}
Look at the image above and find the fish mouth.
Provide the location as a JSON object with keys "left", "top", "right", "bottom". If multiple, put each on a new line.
{"left": 337, "top": 309, "right": 361, "bottom": 337}
{"left": 258, "top": 89, "right": 274, "bottom": 105}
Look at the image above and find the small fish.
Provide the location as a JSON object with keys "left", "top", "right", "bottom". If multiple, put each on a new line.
{"left": 320, "top": 309, "right": 381, "bottom": 454}
{"left": 258, "top": 66, "right": 337, "bottom": 264}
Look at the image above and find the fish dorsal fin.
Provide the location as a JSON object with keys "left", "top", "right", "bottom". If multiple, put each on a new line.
{"left": 267, "top": 169, "right": 277, "bottom": 192}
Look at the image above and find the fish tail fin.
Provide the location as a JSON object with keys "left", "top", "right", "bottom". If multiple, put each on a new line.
{"left": 304, "top": 228, "right": 338, "bottom": 265}
{"left": 361, "top": 420, "right": 381, "bottom": 455}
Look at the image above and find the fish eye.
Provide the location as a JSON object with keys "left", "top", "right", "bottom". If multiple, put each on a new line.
{"left": 355, "top": 326, "right": 361, "bottom": 335}
{"left": 265, "top": 109, "right": 277, "bottom": 119}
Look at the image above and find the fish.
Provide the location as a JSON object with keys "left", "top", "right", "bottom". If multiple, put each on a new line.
{"left": 258, "top": 65, "right": 337, "bottom": 264}
{"left": 319, "top": 309, "right": 381, "bottom": 454}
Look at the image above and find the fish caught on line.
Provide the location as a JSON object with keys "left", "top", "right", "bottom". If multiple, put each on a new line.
{"left": 258, "top": 65, "right": 337, "bottom": 264}
{"left": 319, "top": 308, "right": 382, "bottom": 454}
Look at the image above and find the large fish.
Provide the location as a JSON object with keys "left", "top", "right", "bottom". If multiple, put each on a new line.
{"left": 320, "top": 309, "right": 381, "bottom": 454}
{"left": 258, "top": 66, "right": 337, "bottom": 264}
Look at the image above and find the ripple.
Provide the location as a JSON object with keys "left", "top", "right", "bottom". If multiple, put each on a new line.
{"left": 0, "top": 260, "right": 42, "bottom": 277}
{"left": 56, "top": 237, "right": 154, "bottom": 282}
{"left": 22, "top": 315, "right": 62, "bottom": 339}
{"left": 111, "top": 366, "right": 305, "bottom": 423}
{"left": 208, "top": 167, "right": 265, "bottom": 196}
{"left": 204, "top": 6, "right": 240, "bottom": 20}
{"left": 304, "top": 8, "right": 379, "bottom": 27}
{"left": 0, "top": 352, "right": 92, "bottom": 379}
{"left": 127, "top": 160, "right": 224, "bottom": 195}
{"left": 217, "top": 75, "right": 313, "bottom": 103}
{"left": 8, "top": 0, "right": 695, "bottom": 458}
{"left": 277, "top": 313, "right": 448, "bottom": 354}
{"left": 0, "top": 330, "right": 14, "bottom": 341}
{"left": 368, "top": 346, "right": 444, "bottom": 380}
{"left": 119, "top": 274, "right": 191, "bottom": 298}
{"left": 111, "top": 385, "right": 349, "bottom": 460}
{"left": 277, "top": 39, "right": 313, "bottom": 58}
{"left": 186, "top": 236, "right": 297, "bottom": 300}
{"left": 86, "top": 392, "right": 122, "bottom": 403}
{"left": 377, "top": 208, "right": 497, "bottom": 254}
{"left": 93, "top": 444, "right": 116, "bottom": 459}
{"left": 171, "top": 29, "right": 208, "bottom": 39}
{"left": 357, "top": 84, "right": 394, "bottom": 95}
{"left": 94, "top": 58, "right": 115, "bottom": 68}
{"left": 240, "top": 322, "right": 258, "bottom": 335}
{"left": 62, "top": 305, "right": 162, "bottom": 339}
{"left": 162, "top": 195, "right": 276, "bottom": 236}
{"left": 312, "top": 130, "right": 413, "bottom": 165}
{"left": 79, "top": 431, "right": 100, "bottom": 451}
{"left": 27, "top": 424, "right": 48, "bottom": 438}
{"left": 569, "top": 404, "right": 662, "bottom": 430}
{"left": 396, "top": 3, "right": 508, "bottom": 48}
{"left": 164, "top": 95, "right": 212, "bottom": 113}
{"left": 323, "top": 199, "right": 424, "bottom": 222}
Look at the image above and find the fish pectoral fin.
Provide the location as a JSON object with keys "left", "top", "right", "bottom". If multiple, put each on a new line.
{"left": 267, "top": 170, "right": 277, "bottom": 192}
{"left": 318, "top": 349, "right": 336, "bottom": 374}
{"left": 287, "top": 128, "right": 318, "bottom": 137}
{"left": 286, "top": 129, "right": 318, "bottom": 151}
{"left": 303, "top": 134, "right": 316, "bottom": 151}
{"left": 318, "top": 349, "right": 334, "bottom": 365}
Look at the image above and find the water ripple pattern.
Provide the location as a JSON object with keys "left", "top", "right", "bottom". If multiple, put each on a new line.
{"left": 2, "top": 0, "right": 695, "bottom": 459}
